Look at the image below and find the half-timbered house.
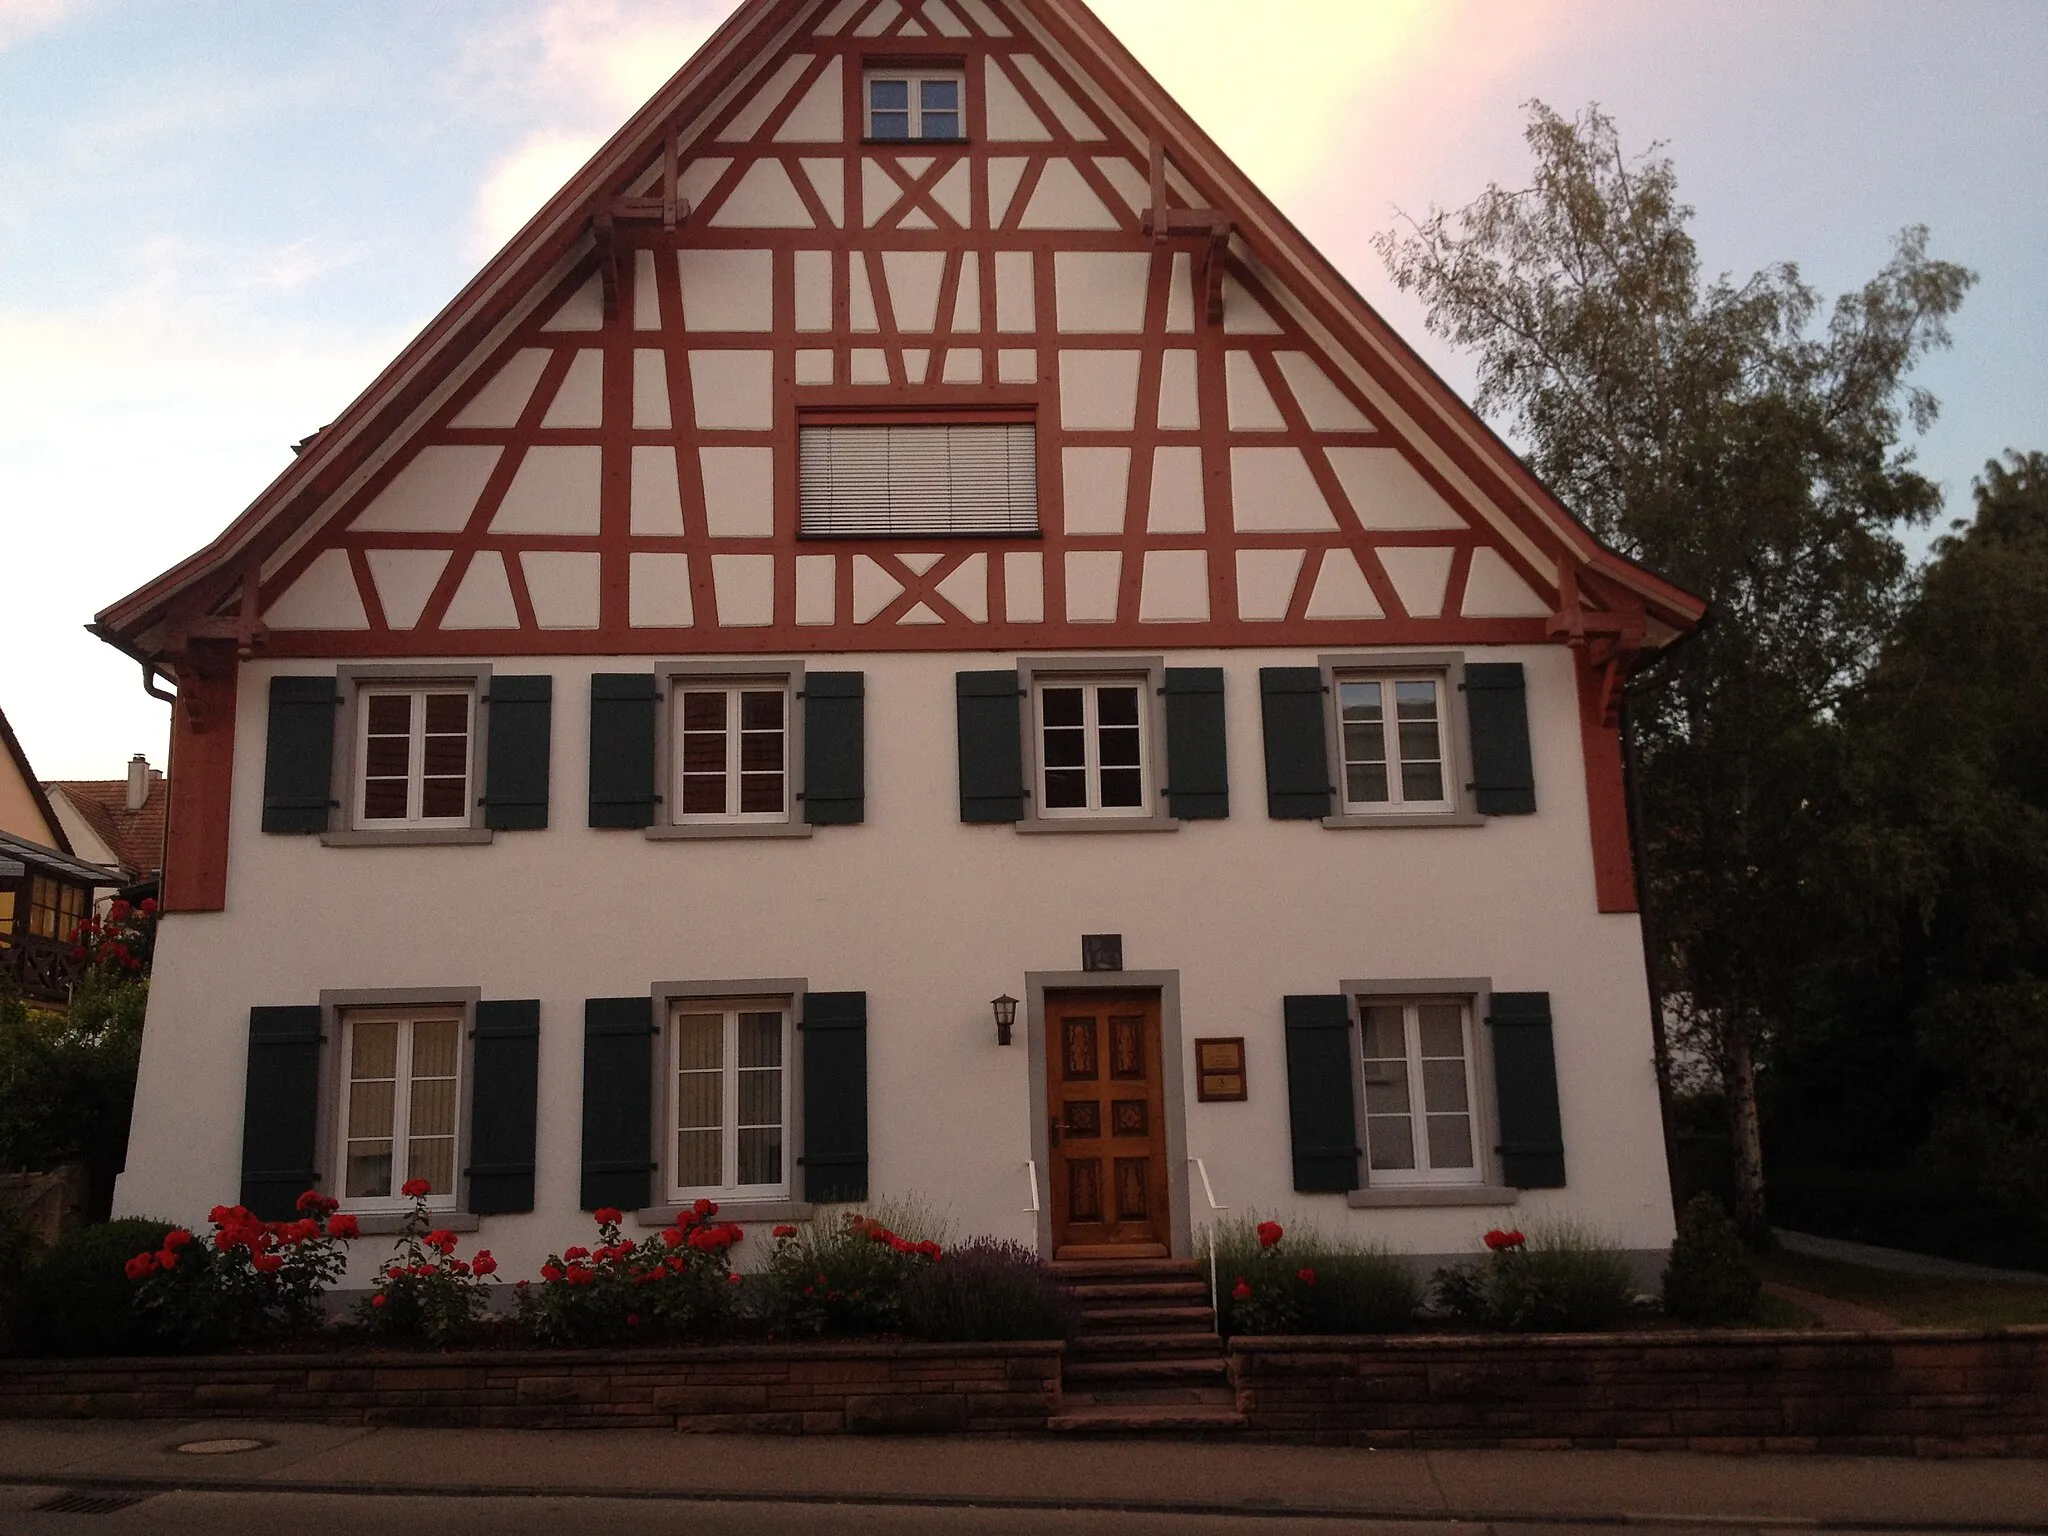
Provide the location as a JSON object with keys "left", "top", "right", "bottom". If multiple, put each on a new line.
{"left": 97, "top": 0, "right": 1703, "bottom": 1285}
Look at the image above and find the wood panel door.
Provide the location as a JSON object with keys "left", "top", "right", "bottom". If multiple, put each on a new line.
{"left": 1046, "top": 989, "right": 1170, "bottom": 1259}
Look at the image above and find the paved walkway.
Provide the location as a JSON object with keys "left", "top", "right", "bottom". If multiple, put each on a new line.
{"left": 1, "top": 1419, "right": 2045, "bottom": 1530}
{"left": 1761, "top": 1279, "right": 1900, "bottom": 1331}
{"left": 1776, "top": 1229, "right": 2048, "bottom": 1285}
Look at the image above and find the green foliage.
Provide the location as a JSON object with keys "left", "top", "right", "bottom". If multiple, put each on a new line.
{"left": 1662, "top": 1194, "right": 1763, "bottom": 1324}
{"left": 1377, "top": 101, "right": 1975, "bottom": 1234}
{"left": 0, "top": 1195, "right": 42, "bottom": 1351}
{"left": 515, "top": 1203, "right": 742, "bottom": 1347}
{"left": 16, "top": 1218, "right": 175, "bottom": 1355}
{"left": 1432, "top": 1221, "right": 1639, "bottom": 1332}
{"left": 0, "top": 976, "right": 147, "bottom": 1212}
{"left": 762, "top": 1205, "right": 944, "bottom": 1338}
{"left": 900, "top": 1239, "right": 1077, "bottom": 1342}
{"left": 1211, "top": 1217, "right": 1421, "bottom": 1337}
{"left": 129, "top": 1200, "right": 347, "bottom": 1351}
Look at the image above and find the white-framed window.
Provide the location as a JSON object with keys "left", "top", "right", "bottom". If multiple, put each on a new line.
{"left": 667, "top": 1000, "right": 792, "bottom": 1202}
{"left": 864, "top": 70, "right": 964, "bottom": 141}
{"left": 1358, "top": 998, "right": 1481, "bottom": 1186}
{"left": 338, "top": 1006, "right": 463, "bottom": 1212}
{"left": 1035, "top": 675, "right": 1150, "bottom": 818}
{"left": 798, "top": 421, "right": 1039, "bottom": 538}
{"left": 355, "top": 684, "right": 475, "bottom": 828}
{"left": 1337, "top": 675, "right": 1451, "bottom": 814}
{"left": 672, "top": 680, "right": 791, "bottom": 824}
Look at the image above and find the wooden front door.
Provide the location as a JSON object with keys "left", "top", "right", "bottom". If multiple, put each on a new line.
{"left": 1046, "top": 990, "right": 1171, "bottom": 1258}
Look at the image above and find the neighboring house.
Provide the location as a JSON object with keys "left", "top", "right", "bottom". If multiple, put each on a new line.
{"left": 46, "top": 755, "right": 170, "bottom": 902}
{"left": 0, "top": 706, "right": 122, "bottom": 1002}
{"left": 93, "top": 0, "right": 1703, "bottom": 1284}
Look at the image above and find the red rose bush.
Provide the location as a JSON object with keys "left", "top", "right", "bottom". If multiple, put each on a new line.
{"left": 515, "top": 1199, "right": 744, "bottom": 1345}
{"left": 127, "top": 1191, "right": 348, "bottom": 1349}
{"left": 357, "top": 1180, "right": 499, "bottom": 1345}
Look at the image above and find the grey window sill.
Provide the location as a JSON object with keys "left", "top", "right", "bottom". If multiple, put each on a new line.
{"left": 1016, "top": 815, "right": 1179, "bottom": 835}
{"left": 636, "top": 1200, "right": 815, "bottom": 1226}
{"left": 644, "top": 822, "right": 814, "bottom": 841}
{"left": 338, "top": 1211, "right": 482, "bottom": 1235}
{"left": 320, "top": 828, "right": 496, "bottom": 847}
{"left": 1346, "top": 1186, "right": 1518, "bottom": 1209}
{"left": 1321, "top": 810, "right": 1484, "bottom": 831}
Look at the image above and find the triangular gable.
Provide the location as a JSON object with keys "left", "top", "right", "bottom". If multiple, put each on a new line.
{"left": 0, "top": 705, "right": 73, "bottom": 855}
{"left": 98, "top": 0, "right": 1703, "bottom": 663}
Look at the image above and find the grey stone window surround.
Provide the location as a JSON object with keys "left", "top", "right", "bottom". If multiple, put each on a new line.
{"left": 322, "top": 663, "right": 496, "bottom": 847}
{"left": 315, "top": 985, "right": 483, "bottom": 1229}
{"left": 1317, "top": 651, "right": 1484, "bottom": 830}
{"left": 645, "top": 659, "right": 812, "bottom": 841}
{"left": 1340, "top": 976, "right": 1517, "bottom": 1208}
{"left": 1015, "top": 655, "right": 1178, "bottom": 835}
{"left": 635, "top": 976, "right": 810, "bottom": 1228}
{"left": 1024, "top": 970, "right": 1192, "bottom": 1259}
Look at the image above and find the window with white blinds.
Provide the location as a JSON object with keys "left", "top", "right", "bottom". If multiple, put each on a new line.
{"left": 798, "top": 422, "right": 1039, "bottom": 537}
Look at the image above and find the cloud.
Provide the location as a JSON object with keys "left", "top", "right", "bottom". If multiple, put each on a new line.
{"left": 0, "top": 0, "right": 87, "bottom": 52}
{"left": 473, "top": 130, "right": 606, "bottom": 257}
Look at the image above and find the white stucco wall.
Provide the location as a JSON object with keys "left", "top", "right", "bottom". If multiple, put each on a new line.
{"left": 115, "top": 642, "right": 1674, "bottom": 1282}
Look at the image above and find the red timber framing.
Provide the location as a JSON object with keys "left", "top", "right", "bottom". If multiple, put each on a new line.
{"left": 93, "top": 0, "right": 1704, "bottom": 914}
{"left": 159, "top": 644, "right": 237, "bottom": 913}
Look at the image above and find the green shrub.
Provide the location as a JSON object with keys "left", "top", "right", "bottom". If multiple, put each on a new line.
{"left": 1210, "top": 1216, "right": 1421, "bottom": 1336}
{"left": 18, "top": 1218, "right": 176, "bottom": 1355}
{"left": 1432, "top": 1220, "right": 1638, "bottom": 1332}
{"left": 1662, "top": 1193, "right": 1763, "bottom": 1324}
{"left": 0, "top": 1195, "right": 42, "bottom": 1352}
{"left": 901, "top": 1238, "right": 1078, "bottom": 1342}
{"left": 763, "top": 1203, "right": 945, "bottom": 1337}
{"left": 129, "top": 1198, "right": 349, "bottom": 1351}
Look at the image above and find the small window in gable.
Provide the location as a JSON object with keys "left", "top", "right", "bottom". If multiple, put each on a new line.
{"left": 864, "top": 70, "right": 965, "bottom": 141}
{"left": 799, "top": 420, "right": 1038, "bottom": 538}
{"left": 356, "top": 684, "right": 476, "bottom": 829}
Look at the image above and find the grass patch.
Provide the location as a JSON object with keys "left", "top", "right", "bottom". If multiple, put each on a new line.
{"left": 1751, "top": 1288, "right": 1824, "bottom": 1330}
{"left": 1757, "top": 1250, "right": 2048, "bottom": 1329}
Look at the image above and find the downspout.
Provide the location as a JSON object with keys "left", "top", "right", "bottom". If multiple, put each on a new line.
{"left": 1619, "top": 609, "right": 1712, "bottom": 1212}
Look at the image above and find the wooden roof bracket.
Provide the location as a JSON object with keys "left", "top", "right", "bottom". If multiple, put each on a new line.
{"left": 1550, "top": 561, "right": 1650, "bottom": 727}
{"left": 594, "top": 131, "right": 693, "bottom": 320}
{"left": 1142, "top": 137, "right": 1233, "bottom": 324}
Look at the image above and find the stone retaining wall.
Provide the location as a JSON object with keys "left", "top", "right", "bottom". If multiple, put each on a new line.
{"left": 1229, "top": 1328, "right": 2048, "bottom": 1456}
{"left": 0, "top": 1341, "right": 1062, "bottom": 1434}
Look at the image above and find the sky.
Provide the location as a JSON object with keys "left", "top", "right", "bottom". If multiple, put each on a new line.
{"left": 1, "top": 0, "right": 2042, "bottom": 781}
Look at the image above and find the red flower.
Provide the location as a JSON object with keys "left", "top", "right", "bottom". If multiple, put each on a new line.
{"left": 295, "top": 1190, "right": 324, "bottom": 1213}
{"left": 594, "top": 1207, "right": 623, "bottom": 1225}
{"left": 563, "top": 1246, "right": 589, "bottom": 1262}
{"left": 1231, "top": 1278, "right": 1252, "bottom": 1301}
{"left": 541, "top": 1263, "right": 564, "bottom": 1282}
{"left": 140, "top": 897, "right": 158, "bottom": 915}
{"left": 109, "top": 900, "right": 131, "bottom": 921}
{"left": 426, "top": 1230, "right": 458, "bottom": 1255}
{"left": 1297, "top": 1267, "right": 1317, "bottom": 1287}
{"left": 692, "top": 1198, "right": 715, "bottom": 1218}
{"left": 472, "top": 1251, "right": 497, "bottom": 1277}
{"left": 208, "top": 1205, "right": 233, "bottom": 1225}
{"left": 401, "top": 1177, "right": 432, "bottom": 1198}
{"left": 565, "top": 1264, "right": 595, "bottom": 1286}
{"left": 124, "top": 1252, "right": 156, "bottom": 1280}
{"left": 772, "top": 1224, "right": 798, "bottom": 1239}
{"left": 727, "top": 1272, "right": 743, "bottom": 1286}
{"left": 662, "top": 1226, "right": 685, "bottom": 1248}
{"left": 387, "top": 1266, "right": 405, "bottom": 1280}
{"left": 1483, "top": 1229, "right": 1526, "bottom": 1252}
{"left": 1256, "top": 1221, "right": 1284, "bottom": 1249}
{"left": 328, "top": 1214, "right": 360, "bottom": 1239}
{"left": 626, "top": 1313, "right": 641, "bottom": 1328}
{"left": 163, "top": 1229, "right": 192, "bottom": 1250}
{"left": 251, "top": 1253, "right": 284, "bottom": 1274}
{"left": 372, "top": 1294, "right": 386, "bottom": 1308}
{"left": 155, "top": 1248, "right": 178, "bottom": 1270}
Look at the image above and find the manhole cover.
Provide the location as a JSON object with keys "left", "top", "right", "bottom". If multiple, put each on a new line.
{"left": 174, "top": 1437, "right": 269, "bottom": 1455}
{"left": 36, "top": 1490, "right": 153, "bottom": 1514}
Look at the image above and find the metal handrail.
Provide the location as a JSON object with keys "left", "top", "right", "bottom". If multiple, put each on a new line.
{"left": 1188, "top": 1156, "right": 1229, "bottom": 1314}
{"left": 1022, "top": 1158, "right": 1041, "bottom": 1214}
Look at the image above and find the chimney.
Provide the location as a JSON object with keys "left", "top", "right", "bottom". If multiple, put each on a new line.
{"left": 127, "top": 754, "right": 150, "bottom": 812}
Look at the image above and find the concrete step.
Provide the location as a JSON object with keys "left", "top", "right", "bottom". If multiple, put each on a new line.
{"left": 1049, "top": 1403, "right": 1248, "bottom": 1434}
{"left": 1064, "top": 1357, "right": 1229, "bottom": 1385}
{"left": 1071, "top": 1331, "right": 1224, "bottom": 1356}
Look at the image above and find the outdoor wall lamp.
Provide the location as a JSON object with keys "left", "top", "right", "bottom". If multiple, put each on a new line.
{"left": 991, "top": 994, "right": 1018, "bottom": 1047}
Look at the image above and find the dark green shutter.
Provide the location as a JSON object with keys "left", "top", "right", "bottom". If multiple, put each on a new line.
{"left": 468, "top": 999, "right": 540, "bottom": 1213}
{"left": 1163, "top": 667, "right": 1229, "bottom": 820}
{"left": 801, "top": 991, "right": 868, "bottom": 1203}
{"left": 589, "top": 674, "right": 659, "bottom": 828}
{"left": 955, "top": 670, "right": 1024, "bottom": 823}
{"left": 1259, "top": 668, "right": 1331, "bottom": 820}
{"left": 260, "top": 676, "right": 338, "bottom": 834}
{"left": 1465, "top": 663, "right": 1536, "bottom": 815}
{"left": 803, "top": 672, "right": 865, "bottom": 825}
{"left": 1283, "top": 995, "right": 1359, "bottom": 1193}
{"left": 580, "top": 997, "right": 655, "bottom": 1210}
{"left": 1489, "top": 991, "right": 1565, "bottom": 1187}
{"left": 240, "top": 1005, "right": 322, "bottom": 1219}
{"left": 482, "top": 676, "right": 552, "bottom": 830}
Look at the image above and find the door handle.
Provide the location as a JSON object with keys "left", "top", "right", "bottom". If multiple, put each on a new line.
{"left": 1048, "top": 1115, "right": 1061, "bottom": 1147}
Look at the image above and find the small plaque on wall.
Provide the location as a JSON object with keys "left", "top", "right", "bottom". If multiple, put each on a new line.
{"left": 1194, "top": 1037, "right": 1247, "bottom": 1102}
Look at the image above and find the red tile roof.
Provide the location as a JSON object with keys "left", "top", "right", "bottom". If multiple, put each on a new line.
{"left": 48, "top": 772, "right": 167, "bottom": 879}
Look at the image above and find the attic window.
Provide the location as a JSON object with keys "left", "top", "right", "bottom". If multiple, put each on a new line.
{"left": 799, "top": 419, "right": 1038, "bottom": 538}
{"left": 865, "top": 71, "right": 964, "bottom": 141}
